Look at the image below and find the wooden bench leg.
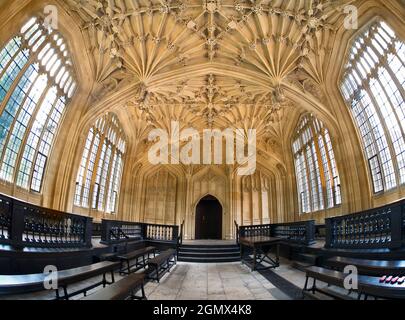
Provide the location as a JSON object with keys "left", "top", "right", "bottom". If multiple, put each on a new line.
{"left": 167, "top": 259, "right": 171, "bottom": 272}
{"left": 156, "top": 266, "right": 160, "bottom": 283}
{"left": 149, "top": 264, "right": 160, "bottom": 283}
{"left": 252, "top": 248, "right": 257, "bottom": 271}
{"left": 127, "top": 260, "right": 131, "bottom": 274}
{"left": 302, "top": 276, "right": 309, "bottom": 299}
{"left": 103, "top": 273, "right": 107, "bottom": 288}
{"left": 55, "top": 288, "right": 61, "bottom": 300}
{"left": 276, "top": 244, "right": 280, "bottom": 267}
{"left": 63, "top": 286, "right": 69, "bottom": 300}
{"left": 141, "top": 284, "right": 146, "bottom": 300}
{"left": 130, "top": 283, "right": 147, "bottom": 300}
{"left": 304, "top": 276, "right": 309, "bottom": 291}
{"left": 119, "top": 260, "right": 124, "bottom": 275}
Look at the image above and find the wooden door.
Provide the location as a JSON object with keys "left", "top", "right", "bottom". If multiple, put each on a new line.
{"left": 195, "top": 195, "right": 222, "bottom": 240}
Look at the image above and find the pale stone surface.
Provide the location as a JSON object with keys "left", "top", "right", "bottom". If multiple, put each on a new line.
{"left": 0, "top": 259, "right": 313, "bottom": 301}
{"left": 146, "top": 262, "right": 290, "bottom": 301}
{"left": 270, "top": 258, "right": 309, "bottom": 289}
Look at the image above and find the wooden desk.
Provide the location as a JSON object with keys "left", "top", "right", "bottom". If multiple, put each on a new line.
{"left": 239, "top": 236, "right": 281, "bottom": 271}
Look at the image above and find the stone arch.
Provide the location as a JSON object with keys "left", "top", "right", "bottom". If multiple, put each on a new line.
{"left": 190, "top": 167, "right": 228, "bottom": 214}
{"left": 0, "top": 0, "right": 95, "bottom": 210}
{"left": 66, "top": 112, "right": 127, "bottom": 219}
{"left": 192, "top": 192, "right": 226, "bottom": 218}
{"left": 324, "top": 3, "right": 405, "bottom": 211}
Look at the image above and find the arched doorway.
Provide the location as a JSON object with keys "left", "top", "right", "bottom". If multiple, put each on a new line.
{"left": 195, "top": 195, "right": 223, "bottom": 240}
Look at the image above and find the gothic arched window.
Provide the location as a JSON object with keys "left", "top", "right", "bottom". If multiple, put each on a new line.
{"left": 341, "top": 20, "right": 405, "bottom": 193}
{"left": 74, "top": 113, "right": 126, "bottom": 214}
{"left": 293, "top": 114, "right": 341, "bottom": 214}
{"left": 0, "top": 17, "right": 76, "bottom": 192}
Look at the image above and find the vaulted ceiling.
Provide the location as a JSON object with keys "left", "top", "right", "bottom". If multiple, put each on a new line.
{"left": 62, "top": 0, "right": 357, "bottom": 170}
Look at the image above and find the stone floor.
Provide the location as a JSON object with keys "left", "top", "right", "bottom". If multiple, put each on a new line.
{"left": 0, "top": 258, "right": 313, "bottom": 300}
{"left": 146, "top": 262, "right": 292, "bottom": 300}
{"left": 270, "top": 259, "right": 309, "bottom": 289}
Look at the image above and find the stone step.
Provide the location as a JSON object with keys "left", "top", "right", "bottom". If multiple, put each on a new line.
{"left": 179, "top": 247, "right": 240, "bottom": 253}
{"left": 180, "top": 244, "right": 240, "bottom": 249}
{"left": 178, "top": 244, "right": 241, "bottom": 263}
{"left": 178, "top": 256, "right": 241, "bottom": 263}
{"left": 178, "top": 251, "right": 240, "bottom": 259}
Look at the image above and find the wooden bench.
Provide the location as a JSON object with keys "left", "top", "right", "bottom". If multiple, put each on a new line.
{"left": 327, "top": 256, "right": 405, "bottom": 276}
{"left": 147, "top": 249, "right": 177, "bottom": 283}
{"left": 117, "top": 246, "right": 156, "bottom": 275}
{"left": 304, "top": 266, "right": 405, "bottom": 300}
{"left": 82, "top": 273, "right": 147, "bottom": 300}
{"left": 99, "top": 252, "right": 120, "bottom": 262}
{"left": 99, "top": 244, "right": 128, "bottom": 262}
{"left": 0, "top": 261, "right": 120, "bottom": 300}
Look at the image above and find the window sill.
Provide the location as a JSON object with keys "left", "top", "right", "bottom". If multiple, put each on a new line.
{"left": 373, "top": 184, "right": 405, "bottom": 199}
{"left": 299, "top": 204, "right": 342, "bottom": 216}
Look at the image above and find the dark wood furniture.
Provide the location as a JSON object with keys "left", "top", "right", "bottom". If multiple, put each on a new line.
{"left": 82, "top": 272, "right": 147, "bottom": 300}
{"left": 118, "top": 246, "right": 156, "bottom": 275}
{"left": 304, "top": 266, "right": 405, "bottom": 300}
{"left": 98, "top": 243, "right": 130, "bottom": 263}
{"left": 238, "top": 220, "right": 316, "bottom": 246}
{"left": 327, "top": 256, "right": 405, "bottom": 276}
{"left": 147, "top": 249, "right": 177, "bottom": 283}
{"left": 325, "top": 198, "right": 405, "bottom": 250}
{"left": 271, "top": 221, "right": 316, "bottom": 245}
{"left": 0, "top": 193, "right": 92, "bottom": 249}
{"left": 0, "top": 192, "right": 182, "bottom": 275}
{"left": 0, "top": 192, "right": 181, "bottom": 251}
{"left": 101, "top": 219, "right": 180, "bottom": 247}
{"left": 55, "top": 261, "right": 120, "bottom": 300}
{"left": 0, "top": 261, "right": 119, "bottom": 299}
{"left": 239, "top": 236, "right": 280, "bottom": 271}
